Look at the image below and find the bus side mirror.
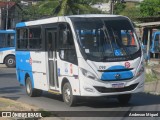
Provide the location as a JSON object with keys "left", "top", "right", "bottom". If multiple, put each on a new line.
{"left": 63, "top": 30, "right": 69, "bottom": 44}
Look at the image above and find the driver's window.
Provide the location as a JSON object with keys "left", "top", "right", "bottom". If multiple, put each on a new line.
{"left": 58, "top": 23, "right": 78, "bottom": 65}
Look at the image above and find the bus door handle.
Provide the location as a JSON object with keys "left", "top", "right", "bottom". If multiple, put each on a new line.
{"left": 48, "top": 58, "right": 54, "bottom": 61}
{"left": 48, "top": 58, "right": 57, "bottom": 61}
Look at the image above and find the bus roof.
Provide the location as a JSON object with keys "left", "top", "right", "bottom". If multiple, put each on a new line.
{"left": 154, "top": 31, "right": 160, "bottom": 34}
{"left": 16, "top": 14, "right": 125, "bottom": 28}
{"left": 0, "top": 29, "right": 16, "bottom": 33}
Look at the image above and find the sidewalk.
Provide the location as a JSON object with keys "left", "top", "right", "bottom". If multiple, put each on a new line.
{"left": 0, "top": 64, "right": 6, "bottom": 68}
{"left": 0, "top": 97, "right": 62, "bottom": 119}
{"left": 145, "top": 64, "right": 160, "bottom": 94}
{"left": 145, "top": 80, "right": 160, "bottom": 94}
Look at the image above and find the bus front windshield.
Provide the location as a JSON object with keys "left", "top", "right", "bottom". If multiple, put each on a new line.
{"left": 71, "top": 17, "right": 140, "bottom": 62}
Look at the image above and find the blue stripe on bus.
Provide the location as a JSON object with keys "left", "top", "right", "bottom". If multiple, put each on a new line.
{"left": 0, "top": 47, "right": 15, "bottom": 52}
{"left": 0, "top": 30, "right": 16, "bottom": 34}
{"left": 16, "top": 22, "right": 26, "bottom": 28}
{"left": 16, "top": 51, "right": 34, "bottom": 88}
{"left": 101, "top": 65, "right": 133, "bottom": 81}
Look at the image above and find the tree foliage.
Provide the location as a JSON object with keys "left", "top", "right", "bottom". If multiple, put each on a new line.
{"left": 140, "top": 0, "right": 160, "bottom": 17}
{"left": 53, "top": 0, "right": 101, "bottom": 16}
{"left": 120, "top": 6, "right": 141, "bottom": 20}
{"left": 21, "top": 0, "right": 101, "bottom": 20}
{"left": 113, "top": 2, "right": 141, "bottom": 21}
{"left": 114, "top": 2, "right": 126, "bottom": 14}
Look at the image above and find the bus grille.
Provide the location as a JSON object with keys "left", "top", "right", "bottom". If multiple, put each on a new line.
{"left": 94, "top": 83, "right": 138, "bottom": 93}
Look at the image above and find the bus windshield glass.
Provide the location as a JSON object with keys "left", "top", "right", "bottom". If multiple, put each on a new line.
{"left": 71, "top": 17, "right": 140, "bottom": 61}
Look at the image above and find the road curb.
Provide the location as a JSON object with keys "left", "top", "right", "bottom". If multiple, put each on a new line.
{"left": 0, "top": 64, "right": 6, "bottom": 68}
{"left": 145, "top": 81, "right": 160, "bottom": 94}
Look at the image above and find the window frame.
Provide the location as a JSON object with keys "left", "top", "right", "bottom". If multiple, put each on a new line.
{"left": 57, "top": 22, "right": 78, "bottom": 65}
{"left": 28, "top": 26, "right": 42, "bottom": 50}
{"left": 16, "top": 27, "right": 29, "bottom": 50}
{"left": 16, "top": 26, "right": 44, "bottom": 51}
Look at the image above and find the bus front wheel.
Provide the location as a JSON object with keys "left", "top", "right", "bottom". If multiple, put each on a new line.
{"left": 26, "top": 77, "right": 42, "bottom": 97}
{"left": 5, "top": 55, "right": 16, "bottom": 68}
{"left": 62, "top": 82, "right": 76, "bottom": 106}
{"left": 117, "top": 94, "right": 132, "bottom": 105}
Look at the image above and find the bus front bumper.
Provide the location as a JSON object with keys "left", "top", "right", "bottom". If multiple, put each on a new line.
{"left": 79, "top": 72, "right": 145, "bottom": 97}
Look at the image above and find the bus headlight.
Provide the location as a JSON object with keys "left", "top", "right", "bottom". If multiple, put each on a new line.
{"left": 80, "top": 68, "right": 98, "bottom": 81}
{"left": 135, "top": 66, "right": 144, "bottom": 77}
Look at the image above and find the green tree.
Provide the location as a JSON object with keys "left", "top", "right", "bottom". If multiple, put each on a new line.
{"left": 121, "top": 6, "right": 141, "bottom": 20}
{"left": 11, "top": 0, "right": 21, "bottom": 3}
{"left": 53, "top": 0, "right": 101, "bottom": 16}
{"left": 114, "top": 2, "right": 126, "bottom": 14}
{"left": 23, "top": 0, "right": 101, "bottom": 20}
{"left": 113, "top": 2, "right": 141, "bottom": 21}
{"left": 140, "top": 0, "right": 160, "bottom": 17}
{"left": 22, "top": 0, "right": 59, "bottom": 20}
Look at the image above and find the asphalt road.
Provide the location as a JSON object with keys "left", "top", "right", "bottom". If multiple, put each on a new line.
{"left": 0, "top": 65, "right": 160, "bottom": 120}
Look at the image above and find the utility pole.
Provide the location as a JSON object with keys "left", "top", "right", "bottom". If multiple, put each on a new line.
{"left": 110, "top": 0, "right": 114, "bottom": 14}
{"left": 6, "top": 0, "right": 10, "bottom": 30}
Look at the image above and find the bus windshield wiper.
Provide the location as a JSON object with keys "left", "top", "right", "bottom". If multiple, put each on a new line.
{"left": 101, "top": 20, "right": 114, "bottom": 57}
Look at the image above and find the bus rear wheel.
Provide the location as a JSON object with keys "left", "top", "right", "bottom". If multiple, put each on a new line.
{"left": 5, "top": 55, "right": 16, "bottom": 68}
{"left": 26, "top": 77, "right": 42, "bottom": 97}
{"left": 62, "top": 82, "right": 76, "bottom": 106}
{"left": 117, "top": 94, "right": 132, "bottom": 105}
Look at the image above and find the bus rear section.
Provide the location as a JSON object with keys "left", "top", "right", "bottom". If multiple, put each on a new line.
{"left": 0, "top": 30, "right": 16, "bottom": 67}
{"left": 16, "top": 14, "right": 145, "bottom": 106}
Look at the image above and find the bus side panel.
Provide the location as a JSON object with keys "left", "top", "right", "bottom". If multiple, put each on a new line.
{"left": 16, "top": 51, "right": 49, "bottom": 91}
{"left": 30, "top": 52, "right": 48, "bottom": 91}
{"left": 0, "top": 47, "right": 15, "bottom": 63}
{"left": 16, "top": 51, "right": 34, "bottom": 87}
{"left": 57, "top": 60, "right": 80, "bottom": 95}
{"left": 0, "top": 51, "right": 2, "bottom": 63}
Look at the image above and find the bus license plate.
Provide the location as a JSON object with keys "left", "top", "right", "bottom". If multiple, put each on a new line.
{"left": 112, "top": 83, "right": 125, "bottom": 88}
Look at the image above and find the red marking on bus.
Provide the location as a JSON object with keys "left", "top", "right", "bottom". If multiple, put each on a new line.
{"left": 29, "top": 58, "right": 32, "bottom": 65}
{"left": 125, "top": 62, "right": 130, "bottom": 68}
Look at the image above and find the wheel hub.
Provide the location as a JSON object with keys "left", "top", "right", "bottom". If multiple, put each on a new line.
{"left": 8, "top": 58, "right": 14, "bottom": 65}
{"left": 26, "top": 81, "right": 31, "bottom": 94}
{"left": 64, "top": 88, "right": 71, "bottom": 103}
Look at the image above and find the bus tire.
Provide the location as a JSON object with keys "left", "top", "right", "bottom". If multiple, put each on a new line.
{"left": 26, "top": 77, "right": 42, "bottom": 97}
{"left": 5, "top": 55, "right": 16, "bottom": 68}
{"left": 117, "top": 94, "right": 132, "bottom": 105}
{"left": 62, "top": 82, "right": 76, "bottom": 106}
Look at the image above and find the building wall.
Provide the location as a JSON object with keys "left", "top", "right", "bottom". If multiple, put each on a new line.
{"left": 0, "top": 6, "right": 23, "bottom": 29}
{"left": 91, "top": 2, "right": 111, "bottom": 13}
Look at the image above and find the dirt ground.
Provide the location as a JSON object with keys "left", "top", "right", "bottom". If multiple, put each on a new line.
{"left": 0, "top": 97, "right": 39, "bottom": 111}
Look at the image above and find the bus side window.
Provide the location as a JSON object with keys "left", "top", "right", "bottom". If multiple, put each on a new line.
{"left": 28, "top": 27, "right": 42, "bottom": 50}
{"left": 58, "top": 24, "right": 78, "bottom": 65}
{"left": 6, "top": 34, "right": 14, "bottom": 47}
{"left": 0, "top": 34, "right": 5, "bottom": 48}
{"left": 17, "top": 29, "right": 28, "bottom": 49}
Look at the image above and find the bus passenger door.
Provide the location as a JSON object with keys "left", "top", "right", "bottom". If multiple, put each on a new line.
{"left": 46, "top": 29, "right": 58, "bottom": 90}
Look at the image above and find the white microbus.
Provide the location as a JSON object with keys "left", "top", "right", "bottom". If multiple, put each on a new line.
{"left": 0, "top": 30, "right": 16, "bottom": 67}
{"left": 16, "top": 14, "right": 145, "bottom": 106}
